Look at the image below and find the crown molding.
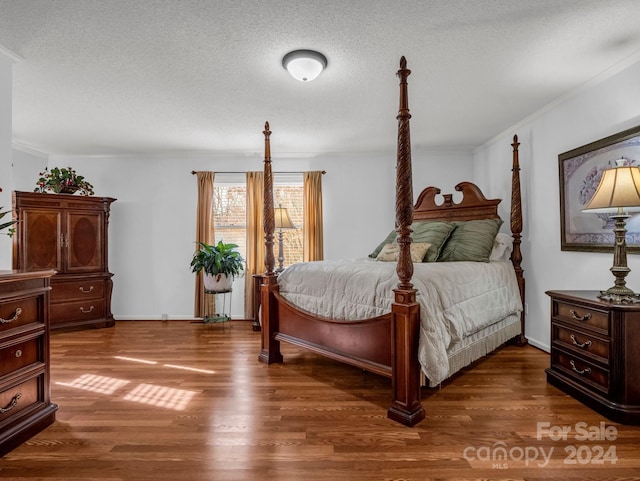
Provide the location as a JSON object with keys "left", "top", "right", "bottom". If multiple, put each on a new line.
{"left": 0, "top": 44, "right": 24, "bottom": 63}
{"left": 12, "top": 141, "right": 49, "bottom": 158}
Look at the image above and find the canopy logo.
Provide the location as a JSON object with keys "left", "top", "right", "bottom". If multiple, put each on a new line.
{"left": 462, "top": 421, "right": 618, "bottom": 469}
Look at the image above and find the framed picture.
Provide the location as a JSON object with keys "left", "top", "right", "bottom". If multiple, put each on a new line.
{"left": 559, "top": 124, "right": 640, "bottom": 252}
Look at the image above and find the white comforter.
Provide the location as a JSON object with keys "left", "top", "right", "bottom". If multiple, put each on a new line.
{"left": 276, "top": 258, "right": 522, "bottom": 385}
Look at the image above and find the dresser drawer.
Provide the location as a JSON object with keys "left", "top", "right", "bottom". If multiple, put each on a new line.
{"left": 552, "top": 324, "right": 610, "bottom": 364}
{"left": 0, "top": 375, "right": 43, "bottom": 424}
{"left": 51, "top": 299, "right": 105, "bottom": 324}
{"left": 553, "top": 300, "right": 609, "bottom": 335}
{"left": 0, "top": 337, "right": 42, "bottom": 378}
{"left": 51, "top": 279, "right": 104, "bottom": 302}
{"left": 0, "top": 297, "right": 41, "bottom": 333}
{"left": 552, "top": 349, "right": 610, "bottom": 394}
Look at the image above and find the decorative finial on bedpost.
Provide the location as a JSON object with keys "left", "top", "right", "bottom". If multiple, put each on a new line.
{"left": 510, "top": 134, "right": 527, "bottom": 345}
{"left": 395, "top": 56, "right": 413, "bottom": 290}
{"left": 263, "top": 122, "right": 275, "bottom": 276}
{"left": 263, "top": 122, "right": 271, "bottom": 160}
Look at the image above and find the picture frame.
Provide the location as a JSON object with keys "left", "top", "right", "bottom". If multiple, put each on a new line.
{"left": 559, "top": 124, "right": 640, "bottom": 252}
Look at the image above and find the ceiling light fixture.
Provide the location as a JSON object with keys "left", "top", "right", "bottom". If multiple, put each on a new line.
{"left": 282, "top": 49, "right": 328, "bottom": 82}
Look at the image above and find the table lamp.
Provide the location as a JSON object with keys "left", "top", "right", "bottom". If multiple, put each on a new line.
{"left": 274, "top": 205, "right": 296, "bottom": 274}
{"left": 582, "top": 159, "right": 640, "bottom": 301}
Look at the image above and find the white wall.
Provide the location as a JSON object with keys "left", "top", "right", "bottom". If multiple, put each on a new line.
{"left": 12, "top": 146, "right": 48, "bottom": 192}
{"left": 0, "top": 55, "right": 14, "bottom": 269}
{"left": 32, "top": 148, "right": 471, "bottom": 320}
{"left": 475, "top": 58, "right": 640, "bottom": 351}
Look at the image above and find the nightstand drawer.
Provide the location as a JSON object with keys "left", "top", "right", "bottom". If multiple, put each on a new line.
{"left": 552, "top": 349, "right": 609, "bottom": 394}
{"left": 0, "top": 375, "right": 43, "bottom": 424}
{"left": 0, "top": 297, "right": 41, "bottom": 333}
{"left": 553, "top": 300, "right": 609, "bottom": 335}
{"left": 552, "top": 324, "right": 610, "bottom": 364}
{"left": 0, "top": 337, "right": 41, "bottom": 378}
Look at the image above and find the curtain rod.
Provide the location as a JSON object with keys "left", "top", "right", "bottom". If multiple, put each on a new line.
{"left": 191, "top": 170, "right": 326, "bottom": 175}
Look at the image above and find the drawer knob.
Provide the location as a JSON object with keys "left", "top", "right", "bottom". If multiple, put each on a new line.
{"left": 570, "top": 359, "right": 592, "bottom": 376}
{"left": 79, "top": 286, "right": 94, "bottom": 294}
{"left": 570, "top": 334, "right": 592, "bottom": 349}
{"left": 14, "top": 349, "right": 22, "bottom": 358}
{"left": 570, "top": 309, "right": 592, "bottom": 322}
{"left": 80, "top": 306, "right": 94, "bottom": 314}
{"left": 0, "top": 392, "right": 22, "bottom": 414}
{"left": 0, "top": 307, "right": 22, "bottom": 324}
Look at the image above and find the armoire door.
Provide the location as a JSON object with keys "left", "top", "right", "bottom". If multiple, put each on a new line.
{"left": 20, "top": 209, "right": 62, "bottom": 271}
{"left": 65, "top": 211, "right": 104, "bottom": 272}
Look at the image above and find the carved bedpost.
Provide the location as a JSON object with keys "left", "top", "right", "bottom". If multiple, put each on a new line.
{"left": 259, "top": 121, "right": 283, "bottom": 364}
{"left": 387, "top": 57, "right": 425, "bottom": 427}
{"left": 263, "top": 122, "right": 275, "bottom": 276}
{"left": 510, "top": 135, "right": 527, "bottom": 346}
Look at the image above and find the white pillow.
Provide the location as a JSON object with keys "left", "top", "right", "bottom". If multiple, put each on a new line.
{"left": 489, "top": 233, "right": 513, "bottom": 262}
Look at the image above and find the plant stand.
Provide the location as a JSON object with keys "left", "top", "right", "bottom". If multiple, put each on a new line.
{"left": 203, "top": 289, "right": 232, "bottom": 331}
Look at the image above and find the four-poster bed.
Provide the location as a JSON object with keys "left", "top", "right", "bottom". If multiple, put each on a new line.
{"left": 257, "top": 57, "right": 526, "bottom": 427}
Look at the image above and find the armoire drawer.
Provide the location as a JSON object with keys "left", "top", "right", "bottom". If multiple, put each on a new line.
{"left": 51, "top": 300, "right": 105, "bottom": 323}
{"left": 0, "top": 297, "right": 41, "bottom": 333}
{"left": 51, "top": 279, "right": 105, "bottom": 302}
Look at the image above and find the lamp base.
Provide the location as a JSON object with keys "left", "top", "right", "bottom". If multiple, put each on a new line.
{"left": 276, "top": 229, "right": 285, "bottom": 274}
{"left": 598, "top": 287, "right": 640, "bottom": 304}
{"left": 597, "top": 213, "right": 640, "bottom": 303}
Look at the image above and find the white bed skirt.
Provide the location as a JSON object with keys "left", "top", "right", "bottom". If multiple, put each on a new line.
{"left": 422, "top": 313, "right": 521, "bottom": 387}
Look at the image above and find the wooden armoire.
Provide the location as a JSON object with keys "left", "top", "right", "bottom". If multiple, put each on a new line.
{"left": 12, "top": 192, "right": 116, "bottom": 330}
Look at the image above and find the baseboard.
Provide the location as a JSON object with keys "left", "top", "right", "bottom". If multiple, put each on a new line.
{"left": 113, "top": 316, "right": 255, "bottom": 322}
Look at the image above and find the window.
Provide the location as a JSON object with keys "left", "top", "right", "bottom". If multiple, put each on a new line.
{"left": 213, "top": 184, "right": 247, "bottom": 257}
{"left": 273, "top": 184, "right": 303, "bottom": 266}
{"left": 213, "top": 175, "right": 303, "bottom": 267}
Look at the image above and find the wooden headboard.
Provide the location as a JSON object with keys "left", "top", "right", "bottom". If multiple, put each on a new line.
{"left": 412, "top": 181, "right": 501, "bottom": 222}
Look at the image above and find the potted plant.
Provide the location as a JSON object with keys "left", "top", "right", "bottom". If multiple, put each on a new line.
{"left": 0, "top": 187, "right": 16, "bottom": 237}
{"left": 190, "top": 240, "right": 244, "bottom": 292}
{"left": 34, "top": 167, "right": 95, "bottom": 195}
{"left": 0, "top": 206, "right": 16, "bottom": 237}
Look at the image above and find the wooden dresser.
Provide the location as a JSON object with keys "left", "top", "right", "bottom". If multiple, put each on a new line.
{"left": 546, "top": 290, "right": 640, "bottom": 424}
{"left": 0, "top": 270, "right": 57, "bottom": 456}
{"left": 12, "top": 191, "right": 116, "bottom": 330}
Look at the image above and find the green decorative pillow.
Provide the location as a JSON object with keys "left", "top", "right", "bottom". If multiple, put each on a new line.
{"left": 437, "top": 218, "right": 503, "bottom": 262}
{"left": 410, "top": 221, "right": 456, "bottom": 262}
{"left": 369, "top": 222, "right": 455, "bottom": 262}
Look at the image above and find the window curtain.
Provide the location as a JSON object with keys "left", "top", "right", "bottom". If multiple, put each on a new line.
{"left": 244, "top": 171, "right": 264, "bottom": 319}
{"left": 303, "top": 171, "right": 324, "bottom": 261}
{"left": 194, "top": 171, "right": 215, "bottom": 318}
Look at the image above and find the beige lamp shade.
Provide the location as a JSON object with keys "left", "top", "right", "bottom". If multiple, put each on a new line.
{"left": 582, "top": 162, "right": 640, "bottom": 213}
{"left": 274, "top": 207, "right": 296, "bottom": 229}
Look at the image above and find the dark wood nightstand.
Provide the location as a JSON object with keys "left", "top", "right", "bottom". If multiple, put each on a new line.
{"left": 546, "top": 290, "right": 640, "bottom": 424}
{"left": 252, "top": 274, "right": 262, "bottom": 331}
{"left": 0, "top": 270, "right": 58, "bottom": 456}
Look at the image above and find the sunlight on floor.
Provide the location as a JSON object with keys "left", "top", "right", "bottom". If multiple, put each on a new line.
{"left": 123, "top": 383, "right": 197, "bottom": 411}
{"left": 56, "top": 374, "right": 129, "bottom": 395}
{"left": 54, "top": 356, "right": 209, "bottom": 411}
{"left": 164, "top": 364, "right": 216, "bottom": 374}
{"left": 114, "top": 355, "right": 216, "bottom": 374}
{"left": 114, "top": 355, "right": 157, "bottom": 365}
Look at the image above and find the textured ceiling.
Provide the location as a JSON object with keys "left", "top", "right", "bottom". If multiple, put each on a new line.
{"left": 1, "top": 0, "right": 640, "bottom": 156}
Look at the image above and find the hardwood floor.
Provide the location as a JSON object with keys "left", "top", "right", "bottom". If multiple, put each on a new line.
{"left": 1, "top": 320, "right": 639, "bottom": 480}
